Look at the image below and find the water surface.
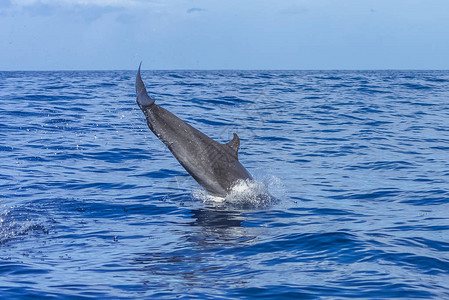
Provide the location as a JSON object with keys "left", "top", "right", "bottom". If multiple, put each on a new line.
{"left": 1, "top": 70, "right": 448, "bottom": 299}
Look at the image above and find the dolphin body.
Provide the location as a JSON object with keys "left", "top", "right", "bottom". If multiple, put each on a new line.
{"left": 136, "top": 66, "right": 252, "bottom": 197}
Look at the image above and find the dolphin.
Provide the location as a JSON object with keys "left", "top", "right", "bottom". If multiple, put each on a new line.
{"left": 136, "top": 65, "right": 253, "bottom": 197}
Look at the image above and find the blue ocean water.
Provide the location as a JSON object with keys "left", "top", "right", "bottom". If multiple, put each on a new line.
{"left": 1, "top": 70, "right": 449, "bottom": 299}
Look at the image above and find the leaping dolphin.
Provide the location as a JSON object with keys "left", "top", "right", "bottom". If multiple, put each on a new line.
{"left": 136, "top": 65, "right": 253, "bottom": 197}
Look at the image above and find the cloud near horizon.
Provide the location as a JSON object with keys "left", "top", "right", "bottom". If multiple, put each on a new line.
{"left": 186, "top": 7, "right": 206, "bottom": 14}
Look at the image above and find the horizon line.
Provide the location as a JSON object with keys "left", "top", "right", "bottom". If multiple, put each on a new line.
{"left": 1, "top": 68, "right": 449, "bottom": 72}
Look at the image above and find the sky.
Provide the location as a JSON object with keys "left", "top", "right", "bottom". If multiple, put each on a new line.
{"left": 1, "top": 0, "right": 449, "bottom": 70}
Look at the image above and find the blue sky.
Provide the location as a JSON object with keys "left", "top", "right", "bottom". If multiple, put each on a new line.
{"left": 1, "top": 0, "right": 449, "bottom": 70}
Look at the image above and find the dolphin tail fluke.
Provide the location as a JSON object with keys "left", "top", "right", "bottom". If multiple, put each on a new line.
{"left": 136, "top": 63, "right": 155, "bottom": 108}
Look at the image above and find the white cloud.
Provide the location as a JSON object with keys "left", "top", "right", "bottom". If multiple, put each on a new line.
{"left": 10, "top": 0, "right": 149, "bottom": 8}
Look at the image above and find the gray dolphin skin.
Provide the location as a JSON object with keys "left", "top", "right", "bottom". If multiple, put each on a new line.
{"left": 136, "top": 65, "right": 253, "bottom": 197}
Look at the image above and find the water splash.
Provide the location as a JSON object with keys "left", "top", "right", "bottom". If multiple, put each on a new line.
{"left": 0, "top": 205, "right": 49, "bottom": 245}
{"left": 193, "top": 175, "right": 283, "bottom": 208}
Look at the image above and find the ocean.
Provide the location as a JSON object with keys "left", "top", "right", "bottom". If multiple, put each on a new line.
{"left": 0, "top": 70, "right": 448, "bottom": 299}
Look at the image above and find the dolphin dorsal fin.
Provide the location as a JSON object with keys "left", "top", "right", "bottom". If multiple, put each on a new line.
{"left": 136, "top": 63, "right": 155, "bottom": 107}
{"left": 225, "top": 133, "right": 240, "bottom": 158}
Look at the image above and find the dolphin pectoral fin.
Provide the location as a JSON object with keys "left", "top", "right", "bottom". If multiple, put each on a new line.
{"left": 225, "top": 133, "right": 240, "bottom": 158}
{"left": 136, "top": 63, "right": 155, "bottom": 108}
